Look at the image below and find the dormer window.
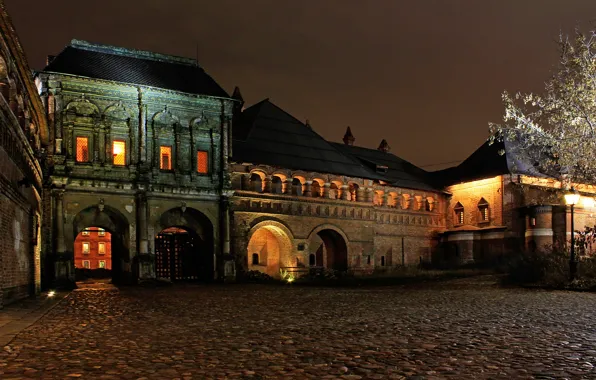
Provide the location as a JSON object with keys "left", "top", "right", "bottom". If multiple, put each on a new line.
{"left": 478, "top": 198, "right": 490, "bottom": 223}
{"left": 376, "top": 165, "right": 388, "bottom": 174}
{"left": 454, "top": 202, "right": 464, "bottom": 225}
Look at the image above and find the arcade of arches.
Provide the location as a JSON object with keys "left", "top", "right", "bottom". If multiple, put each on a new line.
{"left": 247, "top": 224, "right": 349, "bottom": 277}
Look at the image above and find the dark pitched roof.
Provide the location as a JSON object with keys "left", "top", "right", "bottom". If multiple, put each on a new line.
{"left": 232, "top": 100, "right": 386, "bottom": 181}
{"left": 330, "top": 143, "right": 438, "bottom": 191}
{"left": 43, "top": 40, "right": 229, "bottom": 98}
{"left": 430, "top": 136, "right": 548, "bottom": 187}
{"left": 233, "top": 99, "right": 439, "bottom": 191}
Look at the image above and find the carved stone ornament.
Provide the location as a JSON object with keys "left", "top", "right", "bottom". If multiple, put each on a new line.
{"left": 98, "top": 198, "right": 105, "bottom": 212}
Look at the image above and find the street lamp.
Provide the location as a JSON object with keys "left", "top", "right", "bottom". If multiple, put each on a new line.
{"left": 565, "top": 187, "right": 580, "bottom": 281}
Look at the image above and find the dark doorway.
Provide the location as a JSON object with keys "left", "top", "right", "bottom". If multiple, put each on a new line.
{"left": 318, "top": 229, "right": 348, "bottom": 271}
{"left": 155, "top": 227, "right": 211, "bottom": 281}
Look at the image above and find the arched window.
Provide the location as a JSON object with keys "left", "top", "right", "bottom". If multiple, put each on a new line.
{"left": 309, "top": 253, "right": 316, "bottom": 266}
{"left": 349, "top": 183, "right": 359, "bottom": 201}
{"left": 425, "top": 198, "right": 434, "bottom": 212}
{"left": 252, "top": 253, "right": 259, "bottom": 265}
{"left": 271, "top": 176, "right": 283, "bottom": 194}
{"left": 454, "top": 202, "right": 464, "bottom": 225}
{"left": 330, "top": 183, "right": 340, "bottom": 199}
{"left": 401, "top": 194, "right": 411, "bottom": 210}
{"left": 478, "top": 198, "right": 489, "bottom": 223}
{"left": 250, "top": 173, "right": 263, "bottom": 193}
{"left": 292, "top": 178, "right": 303, "bottom": 196}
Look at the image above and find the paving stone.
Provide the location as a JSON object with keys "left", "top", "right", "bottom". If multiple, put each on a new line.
{"left": 2, "top": 280, "right": 596, "bottom": 378}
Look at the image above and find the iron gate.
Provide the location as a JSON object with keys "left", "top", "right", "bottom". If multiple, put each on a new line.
{"left": 155, "top": 231, "right": 202, "bottom": 281}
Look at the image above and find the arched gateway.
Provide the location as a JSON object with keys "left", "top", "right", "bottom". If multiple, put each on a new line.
{"left": 72, "top": 205, "right": 131, "bottom": 284}
{"left": 155, "top": 207, "right": 214, "bottom": 281}
{"left": 308, "top": 225, "right": 349, "bottom": 271}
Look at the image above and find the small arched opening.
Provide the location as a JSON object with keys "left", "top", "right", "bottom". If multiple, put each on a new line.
{"left": 250, "top": 172, "right": 264, "bottom": 193}
{"left": 155, "top": 207, "right": 214, "bottom": 281}
{"left": 349, "top": 183, "right": 359, "bottom": 201}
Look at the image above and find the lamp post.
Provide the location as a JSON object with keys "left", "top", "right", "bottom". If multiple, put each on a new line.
{"left": 564, "top": 187, "right": 580, "bottom": 281}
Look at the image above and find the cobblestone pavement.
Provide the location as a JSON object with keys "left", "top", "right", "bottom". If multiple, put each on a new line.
{"left": 2, "top": 277, "right": 596, "bottom": 379}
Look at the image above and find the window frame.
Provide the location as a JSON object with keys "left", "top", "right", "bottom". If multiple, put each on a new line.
{"left": 82, "top": 260, "right": 90, "bottom": 269}
{"left": 112, "top": 139, "right": 127, "bottom": 166}
{"left": 160, "top": 145, "right": 173, "bottom": 171}
{"left": 454, "top": 202, "right": 465, "bottom": 226}
{"left": 82, "top": 242, "right": 90, "bottom": 254}
{"left": 478, "top": 199, "right": 490, "bottom": 224}
{"left": 98, "top": 242, "right": 106, "bottom": 255}
{"left": 98, "top": 228, "right": 105, "bottom": 237}
{"left": 75, "top": 136, "right": 90, "bottom": 163}
{"left": 196, "top": 149, "right": 210, "bottom": 174}
{"left": 98, "top": 260, "right": 106, "bottom": 269}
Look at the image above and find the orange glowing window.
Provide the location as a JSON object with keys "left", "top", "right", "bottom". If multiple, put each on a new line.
{"left": 197, "top": 150, "right": 209, "bottom": 174}
{"left": 160, "top": 146, "right": 172, "bottom": 170}
{"left": 98, "top": 242, "right": 105, "bottom": 255}
{"left": 82, "top": 242, "right": 90, "bottom": 254}
{"left": 112, "top": 140, "right": 126, "bottom": 166}
{"left": 76, "top": 137, "right": 89, "bottom": 162}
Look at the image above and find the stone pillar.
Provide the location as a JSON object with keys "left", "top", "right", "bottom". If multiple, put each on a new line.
{"left": 304, "top": 181, "right": 313, "bottom": 197}
{"left": 356, "top": 188, "right": 365, "bottom": 202}
{"left": 382, "top": 192, "right": 389, "bottom": 207}
{"left": 263, "top": 176, "right": 272, "bottom": 193}
{"left": 323, "top": 183, "right": 331, "bottom": 198}
{"left": 340, "top": 185, "right": 349, "bottom": 201}
{"left": 525, "top": 205, "right": 553, "bottom": 251}
{"left": 54, "top": 190, "right": 74, "bottom": 289}
{"left": 282, "top": 178, "right": 291, "bottom": 194}
{"left": 365, "top": 188, "right": 374, "bottom": 203}
{"left": 136, "top": 192, "right": 153, "bottom": 280}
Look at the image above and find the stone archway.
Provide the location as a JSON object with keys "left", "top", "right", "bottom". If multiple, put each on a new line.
{"left": 155, "top": 207, "right": 214, "bottom": 281}
{"left": 247, "top": 221, "right": 294, "bottom": 278}
{"left": 72, "top": 205, "right": 131, "bottom": 285}
{"left": 307, "top": 225, "right": 349, "bottom": 271}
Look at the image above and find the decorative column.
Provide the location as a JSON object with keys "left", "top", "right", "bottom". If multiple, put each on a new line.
{"left": 356, "top": 187, "right": 365, "bottom": 202}
{"left": 136, "top": 192, "right": 153, "bottom": 280}
{"left": 138, "top": 91, "right": 147, "bottom": 164}
{"left": 340, "top": 185, "right": 350, "bottom": 200}
{"left": 221, "top": 198, "right": 235, "bottom": 282}
{"left": 282, "top": 178, "right": 291, "bottom": 194}
{"left": 54, "top": 190, "right": 74, "bottom": 289}
{"left": 365, "top": 188, "right": 374, "bottom": 203}
{"left": 304, "top": 181, "right": 313, "bottom": 197}
{"left": 323, "top": 183, "right": 331, "bottom": 198}
{"left": 263, "top": 176, "right": 272, "bottom": 193}
{"left": 382, "top": 192, "right": 389, "bottom": 207}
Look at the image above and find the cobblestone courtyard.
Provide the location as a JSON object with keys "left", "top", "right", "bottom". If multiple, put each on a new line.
{"left": 2, "top": 277, "right": 596, "bottom": 379}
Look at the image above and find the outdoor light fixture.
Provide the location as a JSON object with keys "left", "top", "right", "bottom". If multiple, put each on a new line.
{"left": 565, "top": 187, "right": 580, "bottom": 281}
{"left": 47, "top": 290, "right": 55, "bottom": 298}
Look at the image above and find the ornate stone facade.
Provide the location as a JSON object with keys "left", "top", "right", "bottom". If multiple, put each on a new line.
{"left": 0, "top": 0, "right": 48, "bottom": 307}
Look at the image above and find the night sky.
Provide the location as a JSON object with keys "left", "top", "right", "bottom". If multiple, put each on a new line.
{"left": 5, "top": 1, "right": 596, "bottom": 170}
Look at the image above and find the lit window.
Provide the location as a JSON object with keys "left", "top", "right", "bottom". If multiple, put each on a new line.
{"left": 478, "top": 198, "right": 489, "bottom": 223}
{"left": 98, "top": 242, "right": 105, "bottom": 255}
{"left": 76, "top": 137, "right": 89, "bottom": 162}
{"left": 82, "top": 260, "right": 90, "bottom": 269}
{"left": 112, "top": 140, "right": 126, "bottom": 166}
{"left": 82, "top": 242, "right": 90, "bottom": 254}
{"left": 530, "top": 217, "right": 536, "bottom": 227}
{"left": 98, "top": 260, "right": 106, "bottom": 269}
{"left": 82, "top": 229, "right": 90, "bottom": 236}
{"left": 98, "top": 228, "right": 105, "bottom": 236}
{"left": 454, "top": 202, "right": 464, "bottom": 225}
{"left": 160, "top": 146, "right": 172, "bottom": 170}
{"left": 197, "top": 150, "right": 208, "bottom": 174}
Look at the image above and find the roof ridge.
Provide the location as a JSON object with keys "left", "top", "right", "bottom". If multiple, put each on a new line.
{"left": 69, "top": 39, "right": 201, "bottom": 67}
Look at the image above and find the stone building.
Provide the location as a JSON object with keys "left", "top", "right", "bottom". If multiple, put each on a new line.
{"left": 0, "top": 1, "right": 48, "bottom": 307}
{"left": 31, "top": 39, "right": 596, "bottom": 288}
{"left": 37, "top": 40, "right": 235, "bottom": 287}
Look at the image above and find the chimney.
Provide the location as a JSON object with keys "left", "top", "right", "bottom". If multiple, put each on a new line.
{"left": 305, "top": 119, "right": 312, "bottom": 129}
{"left": 343, "top": 126, "right": 355, "bottom": 146}
{"left": 378, "top": 139, "right": 390, "bottom": 153}
{"left": 46, "top": 55, "right": 56, "bottom": 66}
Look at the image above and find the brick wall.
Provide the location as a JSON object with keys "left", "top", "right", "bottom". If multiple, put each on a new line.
{"left": 446, "top": 176, "right": 504, "bottom": 229}
{"left": 74, "top": 227, "right": 112, "bottom": 270}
